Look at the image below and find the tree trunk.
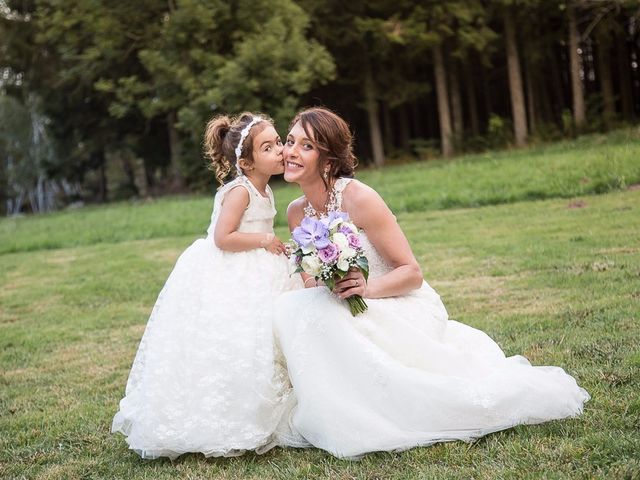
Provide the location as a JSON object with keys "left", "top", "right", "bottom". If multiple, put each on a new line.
{"left": 364, "top": 66, "right": 385, "bottom": 167}
{"left": 524, "top": 54, "right": 537, "bottom": 135}
{"left": 567, "top": 1, "right": 586, "bottom": 130}
{"left": 548, "top": 48, "right": 566, "bottom": 126}
{"left": 398, "top": 105, "right": 411, "bottom": 152}
{"left": 382, "top": 102, "right": 393, "bottom": 153}
{"left": 432, "top": 43, "right": 453, "bottom": 157}
{"left": 450, "top": 61, "right": 464, "bottom": 144}
{"left": 465, "top": 62, "right": 480, "bottom": 135}
{"left": 0, "top": 157, "right": 6, "bottom": 216}
{"left": 596, "top": 25, "right": 615, "bottom": 128}
{"left": 98, "top": 157, "right": 107, "bottom": 203}
{"left": 480, "top": 62, "right": 492, "bottom": 125}
{"left": 411, "top": 102, "right": 422, "bottom": 139}
{"left": 616, "top": 26, "right": 633, "bottom": 121}
{"left": 166, "top": 111, "right": 185, "bottom": 189}
{"left": 504, "top": 7, "right": 528, "bottom": 146}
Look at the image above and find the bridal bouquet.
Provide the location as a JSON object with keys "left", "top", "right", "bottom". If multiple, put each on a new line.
{"left": 289, "top": 211, "right": 369, "bottom": 316}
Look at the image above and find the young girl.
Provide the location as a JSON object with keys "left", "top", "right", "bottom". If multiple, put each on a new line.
{"left": 112, "top": 112, "right": 301, "bottom": 459}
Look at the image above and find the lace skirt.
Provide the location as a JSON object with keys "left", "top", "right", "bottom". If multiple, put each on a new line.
{"left": 112, "top": 237, "right": 301, "bottom": 459}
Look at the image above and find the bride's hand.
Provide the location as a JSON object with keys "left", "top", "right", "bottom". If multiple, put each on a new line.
{"left": 334, "top": 269, "right": 367, "bottom": 299}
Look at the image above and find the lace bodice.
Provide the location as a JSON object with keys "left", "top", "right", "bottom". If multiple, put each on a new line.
{"left": 306, "top": 177, "right": 392, "bottom": 279}
{"left": 206, "top": 176, "right": 277, "bottom": 236}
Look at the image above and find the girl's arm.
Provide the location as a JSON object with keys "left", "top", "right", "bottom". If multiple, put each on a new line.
{"left": 336, "top": 181, "right": 423, "bottom": 299}
{"left": 214, "top": 186, "right": 284, "bottom": 254}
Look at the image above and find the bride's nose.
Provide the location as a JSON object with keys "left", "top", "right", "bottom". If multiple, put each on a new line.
{"left": 284, "top": 142, "right": 298, "bottom": 159}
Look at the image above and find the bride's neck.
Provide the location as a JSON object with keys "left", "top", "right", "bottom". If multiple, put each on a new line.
{"left": 301, "top": 176, "right": 333, "bottom": 213}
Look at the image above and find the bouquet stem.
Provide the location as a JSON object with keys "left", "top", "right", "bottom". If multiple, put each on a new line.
{"left": 347, "top": 295, "right": 368, "bottom": 316}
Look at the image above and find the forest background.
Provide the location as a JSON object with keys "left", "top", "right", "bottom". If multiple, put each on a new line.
{"left": 1, "top": 0, "right": 639, "bottom": 214}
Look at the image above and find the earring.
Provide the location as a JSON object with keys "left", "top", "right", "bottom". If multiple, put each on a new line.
{"left": 323, "top": 169, "right": 329, "bottom": 180}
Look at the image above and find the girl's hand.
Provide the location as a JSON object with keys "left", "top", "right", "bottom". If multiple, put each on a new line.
{"left": 261, "top": 233, "right": 286, "bottom": 255}
{"left": 334, "top": 269, "right": 367, "bottom": 299}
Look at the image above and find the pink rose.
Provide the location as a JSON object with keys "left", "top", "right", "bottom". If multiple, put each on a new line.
{"left": 347, "top": 233, "right": 361, "bottom": 249}
{"left": 318, "top": 243, "right": 339, "bottom": 263}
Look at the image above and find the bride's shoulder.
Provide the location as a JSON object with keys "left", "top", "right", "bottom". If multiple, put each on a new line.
{"left": 342, "top": 179, "right": 385, "bottom": 207}
{"left": 286, "top": 195, "right": 306, "bottom": 212}
{"left": 342, "top": 179, "right": 392, "bottom": 226}
{"left": 286, "top": 195, "right": 306, "bottom": 223}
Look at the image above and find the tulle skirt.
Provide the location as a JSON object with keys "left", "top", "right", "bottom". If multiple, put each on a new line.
{"left": 274, "top": 282, "right": 590, "bottom": 459}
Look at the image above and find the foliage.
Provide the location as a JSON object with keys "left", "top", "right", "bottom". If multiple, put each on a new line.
{"left": 1, "top": 0, "right": 639, "bottom": 211}
{"left": 1, "top": 0, "right": 334, "bottom": 198}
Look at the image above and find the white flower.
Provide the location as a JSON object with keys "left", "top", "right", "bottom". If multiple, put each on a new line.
{"left": 328, "top": 216, "right": 343, "bottom": 230}
{"left": 301, "top": 255, "right": 322, "bottom": 277}
{"left": 336, "top": 248, "right": 356, "bottom": 272}
{"left": 332, "top": 232, "right": 348, "bottom": 250}
{"left": 343, "top": 222, "right": 358, "bottom": 233}
{"left": 301, "top": 243, "right": 316, "bottom": 254}
{"left": 336, "top": 256, "right": 350, "bottom": 272}
{"left": 288, "top": 254, "right": 299, "bottom": 275}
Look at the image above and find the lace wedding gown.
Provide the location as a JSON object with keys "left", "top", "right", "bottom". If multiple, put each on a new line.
{"left": 112, "top": 176, "right": 301, "bottom": 459}
{"left": 274, "top": 178, "right": 589, "bottom": 459}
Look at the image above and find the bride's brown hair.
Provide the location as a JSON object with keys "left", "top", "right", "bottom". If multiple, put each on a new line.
{"left": 204, "top": 112, "right": 273, "bottom": 185}
{"left": 289, "top": 107, "right": 357, "bottom": 188}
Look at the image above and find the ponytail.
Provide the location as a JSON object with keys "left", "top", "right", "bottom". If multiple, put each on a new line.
{"left": 204, "top": 115, "right": 233, "bottom": 185}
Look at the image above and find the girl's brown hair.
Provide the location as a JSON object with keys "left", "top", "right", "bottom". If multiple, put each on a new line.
{"left": 204, "top": 112, "right": 273, "bottom": 185}
{"left": 289, "top": 107, "right": 357, "bottom": 188}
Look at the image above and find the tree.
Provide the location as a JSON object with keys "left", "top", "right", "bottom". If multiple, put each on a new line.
{"left": 503, "top": 4, "right": 528, "bottom": 146}
{"left": 567, "top": 0, "right": 587, "bottom": 130}
{"left": 98, "top": 0, "right": 334, "bottom": 180}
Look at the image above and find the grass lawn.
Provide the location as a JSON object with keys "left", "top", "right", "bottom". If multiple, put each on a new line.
{"left": 1, "top": 127, "right": 638, "bottom": 256}
{"left": 1, "top": 131, "right": 639, "bottom": 479}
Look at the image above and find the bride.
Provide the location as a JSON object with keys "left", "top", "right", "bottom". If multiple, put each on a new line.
{"left": 274, "top": 107, "right": 589, "bottom": 459}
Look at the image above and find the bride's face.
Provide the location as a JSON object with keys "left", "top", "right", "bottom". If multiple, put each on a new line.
{"left": 283, "top": 121, "right": 321, "bottom": 184}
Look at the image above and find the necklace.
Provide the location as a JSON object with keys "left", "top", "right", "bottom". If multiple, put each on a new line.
{"left": 303, "top": 182, "right": 339, "bottom": 219}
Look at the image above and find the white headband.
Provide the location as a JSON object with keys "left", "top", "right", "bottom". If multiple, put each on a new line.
{"left": 234, "top": 116, "right": 262, "bottom": 175}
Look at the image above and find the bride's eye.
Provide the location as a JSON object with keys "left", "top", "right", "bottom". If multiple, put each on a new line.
{"left": 286, "top": 139, "right": 294, "bottom": 146}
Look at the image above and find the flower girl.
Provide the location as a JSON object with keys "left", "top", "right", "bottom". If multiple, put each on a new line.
{"left": 112, "top": 112, "right": 300, "bottom": 459}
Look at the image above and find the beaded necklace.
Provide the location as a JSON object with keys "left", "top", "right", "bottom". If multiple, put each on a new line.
{"left": 303, "top": 181, "right": 340, "bottom": 219}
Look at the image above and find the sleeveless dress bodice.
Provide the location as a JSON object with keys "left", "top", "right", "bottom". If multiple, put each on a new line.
{"left": 206, "top": 175, "right": 277, "bottom": 236}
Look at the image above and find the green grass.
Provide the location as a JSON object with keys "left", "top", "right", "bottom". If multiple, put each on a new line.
{"left": 1, "top": 130, "right": 639, "bottom": 479}
{"left": 1, "top": 127, "right": 638, "bottom": 255}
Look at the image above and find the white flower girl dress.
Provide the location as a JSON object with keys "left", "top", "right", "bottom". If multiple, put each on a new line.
{"left": 112, "top": 176, "right": 300, "bottom": 459}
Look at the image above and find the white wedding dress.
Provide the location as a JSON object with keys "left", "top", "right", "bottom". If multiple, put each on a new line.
{"left": 274, "top": 178, "right": 589, "bottom": 459}
{"left": 112, "top": 176, "right": 301, "bottom": 459}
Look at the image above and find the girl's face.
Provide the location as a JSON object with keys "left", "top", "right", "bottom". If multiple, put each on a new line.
{"left": 249, "top": 125, "right": 284, "bottom": 176}
{"left": 283, "top": 121, "right": 321, "bottom": 184}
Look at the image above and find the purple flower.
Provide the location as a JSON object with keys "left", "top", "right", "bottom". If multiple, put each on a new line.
{"left": 338, "top": 225, "right": 354, "bottom": 235}
{"left": 347, "top": 233, "right": 361, "bottom": 249}
{"left": 317, "top": 243, "right": 339, "bottom": 263}
{"left": 292, "top": 217, "right": 330, "bottom": 249}
{"left": 320, "top": 211, "right": 350, "bottom": 229}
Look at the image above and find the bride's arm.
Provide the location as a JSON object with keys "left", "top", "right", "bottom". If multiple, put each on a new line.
{"left": 340, "top": 181, "right": 423, "bottom": 299}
